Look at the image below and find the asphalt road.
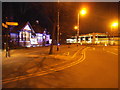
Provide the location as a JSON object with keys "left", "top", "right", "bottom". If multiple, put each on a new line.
{"left": 2, "top": 45, "right": 118, "bottom": 88}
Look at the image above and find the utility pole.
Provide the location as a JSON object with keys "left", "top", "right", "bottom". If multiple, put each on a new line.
{"left": 57, "top": 0, "right": 60, "bottom": 51}
{"left": 49, "top": 23, "right": 56, "bottom": 54}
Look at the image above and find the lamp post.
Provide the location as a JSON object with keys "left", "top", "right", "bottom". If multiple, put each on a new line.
{"left": 77, "top": 13, "right": 80, "bottom": 44}
{"left": 74, "top": 26, "right": 78, "bottom": 43}
{"left": 76, "top": 8, "right": 87, "bottom": 44}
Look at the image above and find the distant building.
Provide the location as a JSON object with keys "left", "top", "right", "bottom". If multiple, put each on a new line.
{"left": 66, "top": 33, "right": 119, "bottom": 45}
{"left": 5, "top": 22, "right": 51, "bottom": 48}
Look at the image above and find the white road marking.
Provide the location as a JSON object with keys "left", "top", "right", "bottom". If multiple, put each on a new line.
{"left": 102, "top": 47, "right": 118, "bottom": 55}
{"left": 106, "top": 51, "right": 118, "bottom": 55}
{"left": 72, "top": 49, "right": 81, "bottom": 58}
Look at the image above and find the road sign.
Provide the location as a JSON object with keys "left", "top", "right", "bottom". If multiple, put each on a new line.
{"left": 6, "top": 22, "right": 18, "bottom": 26}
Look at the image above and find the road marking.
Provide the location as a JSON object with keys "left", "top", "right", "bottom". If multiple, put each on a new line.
{"left": 50, "top": 47, "right": 89, "bottom": 68}
{"left": 63, "top": 52, "right": 69, "bottom": 56}
{"left": 48, "top": 47, "right": 89, "bottom": 72}
{"left": 72, "top": 47, "right": 86, "bottom": 58}
{"left": 102, "top": 47, "right": 118, "bottom": 55}
{"left": 2, "top": 47, "right": 88, "bottom": 84}
{"left": 72, "top": 49, "right": 81, "bottom": 58}
{"left": 106, "top": 51, "right": 118, "bottom": 55}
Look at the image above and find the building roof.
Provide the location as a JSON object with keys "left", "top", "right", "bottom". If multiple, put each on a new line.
{"left": 80, "top": 32, "right": 107, "bottom": 37}
{"left": 71, "top": 32, "right": 108, "bottom": 38}
{"left": 11, "top": 21, "right": 44, "bottom": 34}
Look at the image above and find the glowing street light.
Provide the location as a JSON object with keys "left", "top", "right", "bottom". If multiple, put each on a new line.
{"left": 111, "top": 22, "right": 118, "bottom": 27}
{"left": 2, "top": 23, "right": 8, "bottom": 28}
{"left": 74, "top": 26, "right": 78, "bottom": 30}
{"left": 109, "top": 22, "right": 118, "bottom": 45}
{"left": 80, "top": 8, "right": 87, "bottom": 16}
{"left": 111, "top": 22, "right": 118, "bottom": 32}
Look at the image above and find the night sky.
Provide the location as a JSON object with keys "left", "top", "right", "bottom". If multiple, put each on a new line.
{"left": 2, "top": 2, "right": 118, "bottom": 38}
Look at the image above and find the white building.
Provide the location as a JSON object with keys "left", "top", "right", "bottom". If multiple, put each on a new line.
{"left": 10, "top": 22, "right": 51, "bottom": 47}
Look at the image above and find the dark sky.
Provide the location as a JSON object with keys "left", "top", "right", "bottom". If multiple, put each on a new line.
{"left": 59, "top": 2, "right": 118, "bottom": 36}
{"left": 2, "top": 2, "right": 118, "bottom": 37}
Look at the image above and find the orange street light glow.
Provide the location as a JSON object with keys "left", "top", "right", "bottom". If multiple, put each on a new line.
{"left": 2, "top": 23, "right": 8, "bottom": 28}
{"left": 112, "top": 22, "right": 118, "bottom": 27}
{"left": 80, "top": 8, "right": 87, "bottom": 16}
{"left": 74, "top": 26, "right": 78, "bottom": 30}
{"left": 6, "top": 22, "right": 18, "bottom": 26}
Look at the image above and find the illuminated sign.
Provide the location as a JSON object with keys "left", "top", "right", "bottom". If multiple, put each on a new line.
{"left": 2, "top": 23, "right": 8, "bottom": 28}
{"left": 6, "top": 22, "right": 18, "bottom": 26}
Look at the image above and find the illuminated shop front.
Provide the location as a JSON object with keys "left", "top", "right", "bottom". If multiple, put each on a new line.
{"left": 10, "top": 22, "right": 51, "bottom": 47}
{"left": 66, "top": 33, "right": 119, "bottom": 45}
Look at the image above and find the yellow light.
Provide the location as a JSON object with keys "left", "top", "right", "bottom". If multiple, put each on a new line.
{"left": 2, "top": 23, "right": 8, "bottom": 28}
{"left": 112, "top": 22, "right": 118, "bottom": 27}
{"left": 74, "top": 26, "right": 78, "bottom": 30}
{"left": 80, "top": 8, "right": 87, "bottom": 16}
{"left": 6, "top": 22, "right": 18, "bottom": 26}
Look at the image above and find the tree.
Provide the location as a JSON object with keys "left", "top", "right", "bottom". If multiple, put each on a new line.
{"left": 48, "top": 3, "right": 58, "bottom": 54}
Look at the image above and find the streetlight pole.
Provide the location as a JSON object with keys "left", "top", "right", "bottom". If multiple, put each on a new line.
{"left": 111, "top": 25, "right": 113, "bottom": 41}
{"left": 76, "top": 8, "right": 87, "bottom": 45}
{"left": 77, "top": 13, "right": 80, "bottom": 44}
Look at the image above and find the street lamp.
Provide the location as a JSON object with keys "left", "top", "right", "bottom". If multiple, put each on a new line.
{"left": 112, "top": 22, "right": 118, "bottom": 27}
{"left": 80, "top": 8, "right": 87, "bottom": 16}
{"left": 74, "top": 26, "right": 78, "bottom": 30}
{"left": 109, "top": 22, "right": 118, "bottom": 45}
{"left": 111, "top": 22, "right": 118, "bottom": 34}
{"left": 77, "top": 8, "right": 87, "bottom": 44}
{"left": 111, "top": 22, "right": 118, "bottom": 35}
{"left": 74, "top": 26, "right": 78, "bottom": 43}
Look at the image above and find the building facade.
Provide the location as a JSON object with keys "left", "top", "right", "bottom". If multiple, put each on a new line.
{"left": 10, "top": 22, "right": 51, "bottom": 47}
{"left": 66, "top": 33, "right": 119, "bottom": 45}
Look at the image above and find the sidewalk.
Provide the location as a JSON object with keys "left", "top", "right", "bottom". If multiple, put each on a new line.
{"left": 2, "top": 45, "right": 85, "bottom": 80}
